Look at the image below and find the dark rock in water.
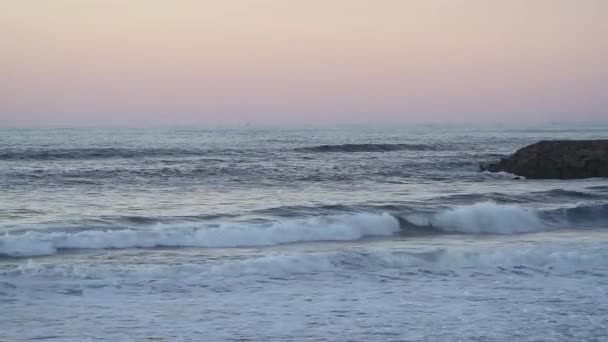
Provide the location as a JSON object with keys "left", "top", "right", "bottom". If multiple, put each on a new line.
{"left": 480, "top": 140, "right": 608, "bottom": 179}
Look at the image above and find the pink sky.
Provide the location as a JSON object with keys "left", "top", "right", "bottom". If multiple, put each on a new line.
{"left": 1, "top": 0, "right": 607, "bottom": 126}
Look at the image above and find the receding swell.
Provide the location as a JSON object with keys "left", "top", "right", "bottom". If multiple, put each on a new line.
{"left": 294, "top": 143, "right": 435, "bottom": 153}
{"left": 0, "top": 148, "right": 211, "bottom": 160}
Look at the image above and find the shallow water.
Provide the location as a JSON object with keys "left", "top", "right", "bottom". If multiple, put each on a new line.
{"left": 1, "top": 124, "right": 608, "bottom": 341}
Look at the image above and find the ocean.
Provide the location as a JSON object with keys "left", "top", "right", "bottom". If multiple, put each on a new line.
{"left": 1, "top": 124, "right": 607, "bottom": 341}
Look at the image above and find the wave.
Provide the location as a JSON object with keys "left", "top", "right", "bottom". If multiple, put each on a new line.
{"left": 3, "top": 201, "right": 607, "bottom": 257}
{"left": 250, "top": 244, "right": 608, "bottom": 277}
{"left": 1, "top": 143, "right": 436, "bottom": 160}
{"left": 0, "top": 213, "right": 400, "bottom": 257}
{"left": 402, "top": 202, "right": 544, "bottom": 234}
{"left": 543, "top": 203, "right": 608, "bottom": 226}
{"left": 587, "top": 185, "right": 608, "bottom": 192}
{"left": 0, "top": 148, "right": 252, "bottom": 161}
{"left": 530, "top": 189, "right": 602, "bottom": 200}
{"left": 6, "top": 244, "right": 607, "bottom": 281}
{"left": 0, "top": 148, "right": 199, "bottom": 160}
{"left": 400, "top": 202, "right": 608, "bottom": 235}
{"left": 294, "top": 143, "right": 436, "bottom": 153}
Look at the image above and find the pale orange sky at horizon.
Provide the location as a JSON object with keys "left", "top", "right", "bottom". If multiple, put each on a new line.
{"left": 1, "top": 0, "right": 607, "bottom": 125}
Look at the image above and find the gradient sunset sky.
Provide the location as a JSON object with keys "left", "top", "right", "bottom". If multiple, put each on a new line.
{"left": 1, "top": 0, "right": 606, "bottom": 126}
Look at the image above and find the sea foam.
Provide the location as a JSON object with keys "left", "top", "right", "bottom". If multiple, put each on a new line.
{"left": 6, "top": 244, "right": 607, "bottom": 281}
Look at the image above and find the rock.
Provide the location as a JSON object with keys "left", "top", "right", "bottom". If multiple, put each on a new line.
{"left": 480, "top": 140, "right": 608, "bottom": 179}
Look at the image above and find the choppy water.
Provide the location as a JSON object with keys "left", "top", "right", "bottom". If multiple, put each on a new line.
{"left": 1, "top": 124, "right": 608, "bottom": 341}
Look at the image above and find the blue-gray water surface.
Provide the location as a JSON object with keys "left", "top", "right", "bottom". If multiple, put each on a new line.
{"left": 1, "top": 124, "right": 608, "bottom": 341}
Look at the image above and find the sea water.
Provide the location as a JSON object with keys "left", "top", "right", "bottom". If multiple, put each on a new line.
{"left": 1, "top": 124, "right": 607, "bottom": 341}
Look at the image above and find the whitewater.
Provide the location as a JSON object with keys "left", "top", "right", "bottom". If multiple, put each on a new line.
{"left": 1, "top": 124, "right": 608, "bottom": 341}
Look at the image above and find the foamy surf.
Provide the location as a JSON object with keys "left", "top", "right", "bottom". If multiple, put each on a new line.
{"left": 5, "top": 243, "right": 607, "bottom": 281}
{"left": 0, "top": 212, "right": 400, "bottom": 257}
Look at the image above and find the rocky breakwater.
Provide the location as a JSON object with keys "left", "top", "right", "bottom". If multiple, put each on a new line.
{"left": 481, "top": 140, "right": 608, "bottom": 179}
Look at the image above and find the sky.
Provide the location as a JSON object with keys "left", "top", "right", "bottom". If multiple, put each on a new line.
{"left": 1, "top": 0, "right": 607, "bottom": 126}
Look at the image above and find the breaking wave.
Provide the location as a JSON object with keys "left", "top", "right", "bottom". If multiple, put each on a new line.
{"left": 3, "top": 201, "right": 607, "bottom": 258}
{"left": 404, "top": 202, "right": 544, "bottom": 234}
{"left": 294, "top": 143, "right": 436, "bottom": 153}
{"left": 401, "top": 202, "right": 608, "bottom": 235}
{"left": 0, "top": 213, "right": 400, "bottom": 257}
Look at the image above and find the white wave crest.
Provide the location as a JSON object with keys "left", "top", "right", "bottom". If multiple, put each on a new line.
{"left": 408, "top": 202, "right": 544, "bottom": 234}
{"left": 0, "top": 213, "right": 400, "bottom": 257}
